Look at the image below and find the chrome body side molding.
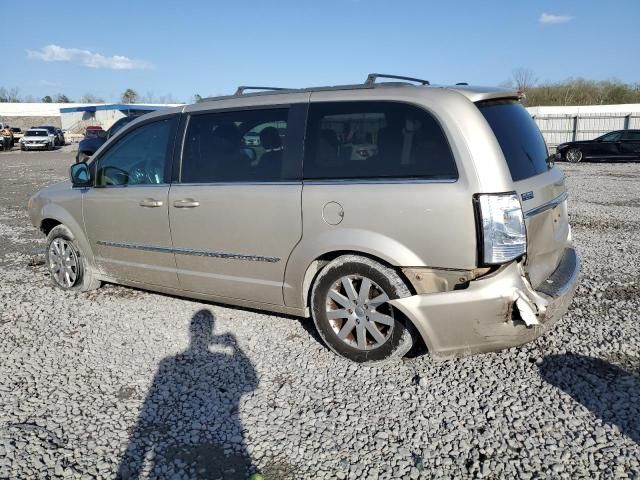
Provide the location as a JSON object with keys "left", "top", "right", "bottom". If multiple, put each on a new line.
{"left": 96, "top": 241, "right": 281, "bottom": 263}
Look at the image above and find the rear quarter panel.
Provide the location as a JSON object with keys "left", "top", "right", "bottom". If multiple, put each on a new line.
{"left": 284, "top": 88, "right": 492, "bottom": 309}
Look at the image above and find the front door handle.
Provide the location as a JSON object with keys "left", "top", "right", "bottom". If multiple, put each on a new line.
{"left": 139, "top": 198, "right": 164, "bottom": 208}
{"left": 173, "top": 198, "right": 200, "bottom": 208}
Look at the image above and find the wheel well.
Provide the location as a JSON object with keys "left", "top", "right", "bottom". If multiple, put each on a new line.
{"left": 40, "top": 218, "right": 61, "bottom": 236}
{"left": 301, "top": 250, "right": 415, "bottom": 309}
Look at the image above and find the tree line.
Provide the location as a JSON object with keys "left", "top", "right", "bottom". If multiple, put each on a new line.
{"left": 507, "top": 68, "right": 640, "bottom": 106}
{"left": 0, "top": 87, "right": 180, "bottom": 104}
{"left": 2, "top": 75, "right": 640, "bottom": 106}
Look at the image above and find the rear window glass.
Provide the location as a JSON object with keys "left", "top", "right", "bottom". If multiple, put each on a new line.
{"left": 478, "top": 100, "right": 550, "bottom": 182}
{"left": 304, "top": 101, "right": 457, "bottom": 180}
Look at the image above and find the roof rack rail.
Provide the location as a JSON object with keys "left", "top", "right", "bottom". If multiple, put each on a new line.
{"left": 364, "top": 73, "right": 430, "bottom": 86}
{"left": 234, "top": 86, "right": 292, "bottom": 96}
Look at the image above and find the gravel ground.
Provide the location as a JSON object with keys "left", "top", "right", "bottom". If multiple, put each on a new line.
{"left": 0, "top": 148, "right": 639, "bottom": 479}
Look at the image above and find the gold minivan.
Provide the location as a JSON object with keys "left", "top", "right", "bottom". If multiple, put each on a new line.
{"left": 29, "top": 74, "right": 580, "bottom": 363}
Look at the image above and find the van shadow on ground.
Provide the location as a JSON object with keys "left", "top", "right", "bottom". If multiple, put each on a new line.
{"left": 538, "top": 353, "right": 639, "bottom": 445}
{"left": 117, "top": 309, "right": 258, "bottom": 479}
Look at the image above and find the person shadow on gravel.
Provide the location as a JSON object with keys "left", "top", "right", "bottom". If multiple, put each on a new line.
{"left": 117, "top": 309, "right": 258, "bottom": 479}
{"left": 539, "top": 353, "right": 639, "bottom": 445}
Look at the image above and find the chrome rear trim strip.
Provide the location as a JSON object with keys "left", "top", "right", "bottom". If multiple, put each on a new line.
{"left": 96, "top": 241, "right": 280, "bottom": 263}
{"left": 524, "top": 191, "right": 568, "bottom": 218}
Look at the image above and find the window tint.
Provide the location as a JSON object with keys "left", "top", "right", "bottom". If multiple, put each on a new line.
{"left": 96, "top": 117, "right": 176, "bottom": 187}
{"left": 181, "top": 109, "right": 289, "bottom": 183}
{"left": 622, "top": 131, "right": 640, "bottom": 141}
{"left": 304, "top": 102, "right": 457, "bottom": 180}
{"left": 478, "top": 100, "right": 550, "bottom": 182}
{"left": 599, "top": 131, "right": 622, "bottom": 142}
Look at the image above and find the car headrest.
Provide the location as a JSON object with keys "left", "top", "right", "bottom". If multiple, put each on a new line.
{"left": 259, "top": 127, "right": 282, "bottom": 150}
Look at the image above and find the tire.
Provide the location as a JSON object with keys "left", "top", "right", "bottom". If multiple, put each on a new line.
{"left": 76, "top": 151, "right": 90, "bottom": 163}
{"left": 47, "top": 142, "right": 53, "bottom": 151}
{"left": 45, "top": 225, "right": 101, "bottom": 292}
{"left": 565, "top": 148, "right": 583, "bottom": 163}
{"left": 310, "top": 254, "right": 415, "bottom": 363}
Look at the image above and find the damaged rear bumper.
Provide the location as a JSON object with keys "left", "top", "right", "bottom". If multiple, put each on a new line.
{"left": 389, "top": 248, "right": 580, "bottom": 358}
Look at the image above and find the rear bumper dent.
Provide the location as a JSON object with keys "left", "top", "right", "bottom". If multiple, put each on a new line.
{"left": 389, "top": 248, "right": 580, "bottom": 358}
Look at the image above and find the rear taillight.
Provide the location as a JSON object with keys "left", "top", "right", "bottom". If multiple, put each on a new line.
{"left": 475, "top": 193, "right": 527, "bottom": 265}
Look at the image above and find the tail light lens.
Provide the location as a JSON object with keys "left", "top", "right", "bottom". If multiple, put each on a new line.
{"left": 476, "top": 193, "right": 527, "bottom": 265}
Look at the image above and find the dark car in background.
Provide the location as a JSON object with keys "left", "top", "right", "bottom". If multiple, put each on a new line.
{"left": 55, "top": 128, "right": 66, "bottom": 146}
{"left": 76, "top": 116, "right": 142, "bottom": 163}
{"left": 557, "top": 129, "right": 640, "bottom": 163}
{"left": 35, "top": 125, "right": 65, "bottom": 146}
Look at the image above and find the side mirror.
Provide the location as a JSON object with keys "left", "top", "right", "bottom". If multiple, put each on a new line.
{"left": 70, "top": 162, "right": 91, "bottom": 187}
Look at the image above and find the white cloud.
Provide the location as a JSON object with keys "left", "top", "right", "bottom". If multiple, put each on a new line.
{"left": 36, "top": 79, "right": 60, "bottom": 87}
{"left": 539, "top": 13, "right": 574, "bottom": 24}
{"left": 27, "top": 44, "right": 152, "bottom": 70}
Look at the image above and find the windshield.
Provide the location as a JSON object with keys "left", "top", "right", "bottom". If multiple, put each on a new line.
{"left": 26, "top": 130, "right": 48, "bottom": 137}
{"left": 478, "top": 99, "right": 550, "bottom": 182}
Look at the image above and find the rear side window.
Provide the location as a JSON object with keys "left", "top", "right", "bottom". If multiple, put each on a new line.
{"left": 623, "top": 131, "right": 640, "bottom": 141}
{"left": 181, "top": 109, "right": 291, "bottom": 183}
{"left": 304, "top": 102, "right": 457, "bottom": 180}
{"left": 478, "top": 100, "right": 550, "bottom": 182}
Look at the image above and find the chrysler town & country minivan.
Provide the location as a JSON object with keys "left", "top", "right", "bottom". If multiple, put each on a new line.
{"left": 29, "top": 74, "right": 580, "bottom": 363}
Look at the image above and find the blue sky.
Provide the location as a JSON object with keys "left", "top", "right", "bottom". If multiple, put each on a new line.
{"left": 4, "top": 0, "right": 640, "bottom": 103}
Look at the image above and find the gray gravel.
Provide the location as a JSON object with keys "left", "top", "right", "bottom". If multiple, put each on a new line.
{"left": 0, "top": 148, "right": 639, "bottom": 479}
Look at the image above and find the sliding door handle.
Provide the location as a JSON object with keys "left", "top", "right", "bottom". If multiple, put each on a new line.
{"left": 173, "top": 199, "right": 200, "bottom": 208}
{"left": 139, "top": 198, "right": 164, "bottom": 208}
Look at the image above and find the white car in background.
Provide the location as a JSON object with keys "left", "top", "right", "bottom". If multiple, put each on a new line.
{"left": 20, "top": 128, "right": 55, "bottom": 151}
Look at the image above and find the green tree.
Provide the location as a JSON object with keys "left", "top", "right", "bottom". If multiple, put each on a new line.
{"left": 42, "top": 95, "right": 53, "bottom": 103}
{"left": 80, "top": 93, "right": 105, "bottom": 103}
{"left": 55, "top": 94, "right": 71, "bottom": 103}
{"left": 121, "top": 88, "right": 138, "bottom": 104}
{"left": 193, "top": 94, "right": 203, "bottom": 103}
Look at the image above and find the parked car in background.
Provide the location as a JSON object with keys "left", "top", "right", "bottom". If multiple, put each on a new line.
{"left": 76, "top": 115, "right": 142, "bottom": 163}
{"left": 55, "top": 128, "right": 66, "bottom": 146}
{"left": 0, "top": 136, "right": 4, "bottom": 151}
{"left": 10, "top": 127, "right": 23, "bottom": 143}
{"left": 30, "top": 74, "right": 580, "bottom": 363}
{"left": 557, "top": 129, "right": 640, "bottom": 163}
{"left": 20, "top": 129, "right": 55, "bottom": 150}
{"left": 34, "top": 125, "right": 62, "bottom": 146}
{"left": 84, "top": 126, "right": 105, "bottom": 138}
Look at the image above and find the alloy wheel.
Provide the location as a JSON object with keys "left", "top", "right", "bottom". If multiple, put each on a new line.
{"left": 566, "top": 148, "right": 582, "bottom": 163}
{"left": 325, "top": 274, "right": 395, "bottom": 350}
{"left": 48, "top": 238, "right": 79, "bottom": 288}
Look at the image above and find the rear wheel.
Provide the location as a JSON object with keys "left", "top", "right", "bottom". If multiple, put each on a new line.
{"left": 566, "top": 148, "right": 583, "bottom": 163}
{"left": 46, "top": 225, "right": 101, "bottom": 291}
{"left": 310, "top": 255, "right": 415, "bottom": 363}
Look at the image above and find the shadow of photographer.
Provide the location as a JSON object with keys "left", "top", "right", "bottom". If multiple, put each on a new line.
{"left": 118, "top": 309, "right": 258, "bottom": 479}
{"left": 539, "top": 353, "right": 639, "bottom": 445}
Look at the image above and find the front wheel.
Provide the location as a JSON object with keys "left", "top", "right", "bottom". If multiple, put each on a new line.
{"left": 46, "top": 225, "right": 101, "bottom": 291}
{"left": 565, "top": 148, "right": 583, "bottom": 163}
{"left": 310, "top": 255, "right": 415, "bottom": 363}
